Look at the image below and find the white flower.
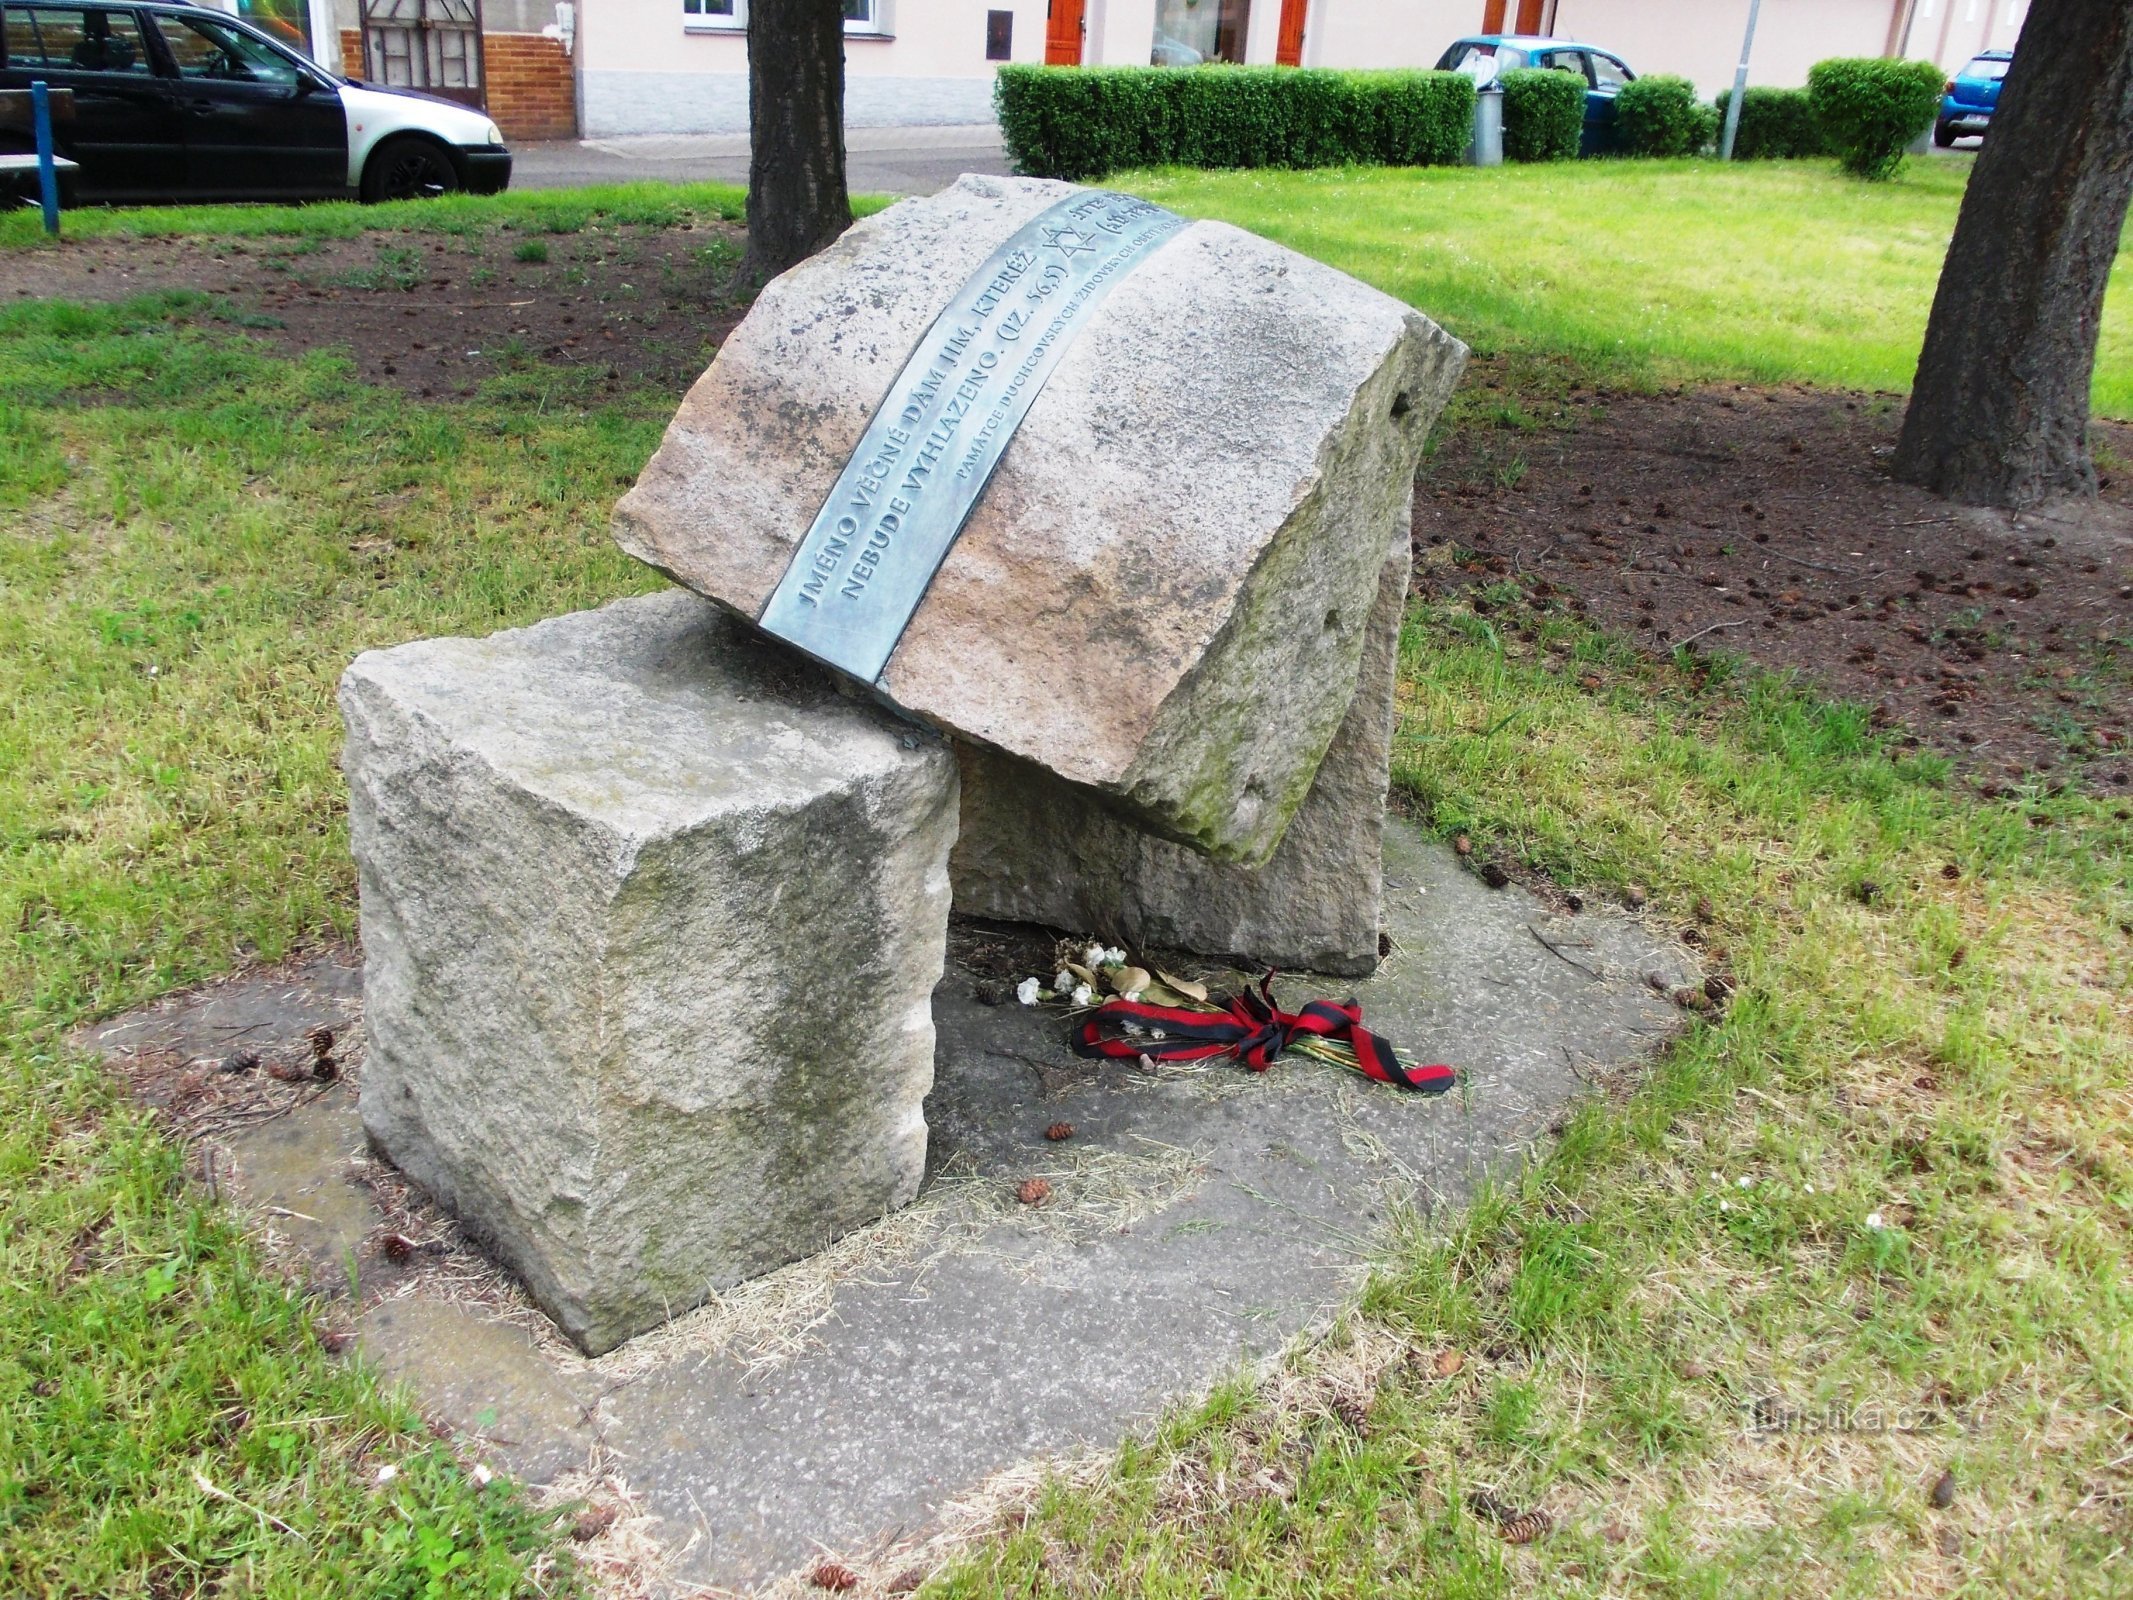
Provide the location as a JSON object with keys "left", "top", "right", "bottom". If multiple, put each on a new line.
{"left": 1803, "top": 1182, "right": 1815, "bottom": 1195}
{"left": 1719, "top": 1199, "right": 1732, "bottom": 1212}
{"left": 1016, "top": 977, "right": 1041, "bottom": 1006}
{"left": 1123, "top": 989, "right": 1144, "bottom": 1003}
{"left": 1084, "top": 944, "right": 1107, "bottom": 968}
{"left": 1103, "top": 946, "right": 1127, "bottom": 965}
{"left": 1072, "top": 984, "right": 1095, "bottom": 1006}
{"left": 1736, "top": 1175, "right": 1753, "bottom": 1189}
{"left": 375, "top": 1463, "right": 398, "bottom": 1485}
{"left": 471, "top": 1464, "right": 493, "bottom": 1487}
{"left": 1709, "top": 1171, "right": 1723, "bottom": 1184}
{"left": 1054, "top": 971, "right": 1073, "bottom": 991}
{"left": 1865, "top": 1210, "right": 1886, "bottom": 1230}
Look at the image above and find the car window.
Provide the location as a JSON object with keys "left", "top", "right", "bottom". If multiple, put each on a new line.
{"left": 1533, "top": 48, "right": 1590, "bottom": 82}
{"left": 3, "top": 4, "right": 151, "bottom": 74}
{"left": 156, "top": 11, "right": 303, "bottom": 84}
{"left": 1590, "top": 53, "right": 1630, "bottom": 89}
{"left": 1961, "top": 56, "right": 2008, "bottom": 80}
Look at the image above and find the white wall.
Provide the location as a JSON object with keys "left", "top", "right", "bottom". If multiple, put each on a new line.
{"left": 1551, "top": 0, "right": 1896, "bottom": 97}
{"left": 581, "top": 0, "right": 1050, "bottom": 135}
{"left": 1899, "top": 0, "right": 2029, "bottom": 75}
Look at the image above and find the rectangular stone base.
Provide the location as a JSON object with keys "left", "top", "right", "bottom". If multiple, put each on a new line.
{"left": 343, "top": 591, "right": 959, "bottom": 1354}
{"left": 948, "top": 531, "right": 1409, "bottom": 977}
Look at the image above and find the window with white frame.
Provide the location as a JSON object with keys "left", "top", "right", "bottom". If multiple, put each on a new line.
{"left": 682, "top": 0, "right": 890, "bottom": 33}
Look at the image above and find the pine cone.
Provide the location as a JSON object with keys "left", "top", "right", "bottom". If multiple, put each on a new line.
{"left": 1044, "top": 1122, "right": 1074, "bottom": 1142}
{"left": 306, "top": 1024, "right": 337, "bottom": 1057}
{"left": 809, "top": 1561, "right": 860, "bottom": 1591}
{"left": 1016, "top": 1178, "right": 1051, "bottom": 1207}
{"left": 1500, "top": 1509, "right": 1552, "bottom": 1545}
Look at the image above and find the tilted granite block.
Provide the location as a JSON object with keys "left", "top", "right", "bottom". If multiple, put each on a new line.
{"left": 341, "top": 590, "right": 958, "bottom": 1355}
{"left": 614, "top": 174, "right": 1465, "bottom": 867}
{"left": 949, "top": 529, "right": 1410, "bottom": 978}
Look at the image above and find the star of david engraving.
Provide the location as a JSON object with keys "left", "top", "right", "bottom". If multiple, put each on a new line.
{"left": 1040, "top": 224, "right": 1099, "bottom": 257}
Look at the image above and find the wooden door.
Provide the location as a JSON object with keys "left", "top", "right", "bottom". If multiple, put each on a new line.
{"left": 1481, "top": 0, "right": 1506, "bottom": 31}
{"left": 1276, "top": 0, "right": 1306, "bottom": 66}
{"left": 1045, "top": 0, "right": 1084, "bottom": 64}
{"left": 1515, "top": 0, "right": 1547, "bottom": 33}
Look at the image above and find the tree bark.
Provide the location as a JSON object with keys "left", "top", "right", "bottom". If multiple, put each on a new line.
{"left": 1892, "top": 0, "right": 2133, "bottom": 509}
{"left": 740, "top": 0, "right": 853, "bottom": 284}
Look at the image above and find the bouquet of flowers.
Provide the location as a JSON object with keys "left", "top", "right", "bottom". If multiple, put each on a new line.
{"left": 1018, "top": 942, "right": 1455, "bottom": 1095}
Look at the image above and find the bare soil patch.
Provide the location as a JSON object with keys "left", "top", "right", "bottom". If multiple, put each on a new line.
{"left": 2, "top": 222, "right": 748, "bottom": 397}
{"left": 1418, "top": 375, "right": 2133, "bottom": 796}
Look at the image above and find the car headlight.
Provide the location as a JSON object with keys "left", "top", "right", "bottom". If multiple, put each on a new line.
{"left": 482, "top": 121, "right": 504, "bottom": 146}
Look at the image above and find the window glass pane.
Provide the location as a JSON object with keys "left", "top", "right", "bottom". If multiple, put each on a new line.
{"left": 1963, "top": 56, "right": 2007, "bottom": 79}
{"left": 683, "top": 0, "right": 738, "bottom": 15}
{"left": 161, "top": 14, "right": 303, "bottom": 83}
{"left": 842, "top": 0, "right": 872, "bottom": 21}
{"left": 6, "top": 5, "right": 149, "bottom": 72}
{"left": 1151, "top": 0, "right": 1215, "bottom": 64}
{"left": 1590, "top": 53, "right": 1628, "bottom": 88}
{"left": 1151, "top": 0, "right": 1245, "bottom": 64}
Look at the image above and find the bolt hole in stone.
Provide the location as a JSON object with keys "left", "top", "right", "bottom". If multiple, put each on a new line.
{"left": 1324, "top": 608, "right": 1342, "bottom": 631}
{"left": 1391, "top": 391, "right": 1413, "bottom": 420}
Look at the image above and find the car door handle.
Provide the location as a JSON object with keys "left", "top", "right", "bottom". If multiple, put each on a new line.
{"left": 182, "top": 98, "right": 218, "bottom": 116}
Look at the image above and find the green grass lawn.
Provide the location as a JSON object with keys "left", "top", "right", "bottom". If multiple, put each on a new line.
{"left": 1125, "top": 158, "right": 2133, "bottom": 417}
{"left": 3, "top": 165, "right": 2131, "bottom": 1595}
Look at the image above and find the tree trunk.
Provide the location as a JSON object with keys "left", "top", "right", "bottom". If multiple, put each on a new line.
{"left": 1892, "top": 0, "right": 2133, "bottom": 509}
{"left": 740, "top": 0, "right": 853, "bottom": 284}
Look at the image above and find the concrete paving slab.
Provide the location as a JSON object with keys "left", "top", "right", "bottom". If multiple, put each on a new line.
{"left": 85, "top": 819, "right": 1696, "bottom": 1591}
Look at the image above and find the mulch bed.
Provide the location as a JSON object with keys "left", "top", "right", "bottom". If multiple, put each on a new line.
{"left": 1415, "top": 374, "right": 2133, "bottom": 797}
{"left": 3, "top": 222, "right": 748, "bottom": 397}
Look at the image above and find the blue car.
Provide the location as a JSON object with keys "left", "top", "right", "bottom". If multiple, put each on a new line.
{"left": 1935, "top": 50, "right": 2010, "bottom": 147}
{"left": 1436, "top": 34, "right": 1636, "bottom": 156}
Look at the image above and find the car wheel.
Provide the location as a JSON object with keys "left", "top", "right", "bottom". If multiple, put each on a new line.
{"left": 361, "top": 135, "right": 462, "bottom": 203}
{"left": 1933, "top": 118, "right": 1957, "bottom": 149}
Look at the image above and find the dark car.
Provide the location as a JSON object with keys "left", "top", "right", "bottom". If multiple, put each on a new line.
{"left": 1436, "top": 34, "right": 1636, "bottom": 156}
{"left": 0, "top": 0, "right": 509, "bottom": 203}
{"left": 1935, "top": 50, "right": 2010, "bottom": 147}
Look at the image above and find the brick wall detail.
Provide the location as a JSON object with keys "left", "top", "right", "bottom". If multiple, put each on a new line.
{"left": 339, "top": 27, "right": 577, "bottom": 143}
{"left": 484, "top": 34, "right": 578, "bottom": 142}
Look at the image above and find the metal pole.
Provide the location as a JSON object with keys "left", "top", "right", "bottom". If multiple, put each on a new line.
{"left": 1719, "top": 0, "right": 1764, "bottom": 161}
{"left": 30, "top": 79, "right": 59, "bottom": 235}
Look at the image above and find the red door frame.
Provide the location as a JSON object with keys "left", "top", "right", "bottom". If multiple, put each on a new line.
{"left": 1045, "top": 0, "right": 1084, "bottom": 64}
{"left": 1276, "top": 0, "right": 1307, "bottom": 66}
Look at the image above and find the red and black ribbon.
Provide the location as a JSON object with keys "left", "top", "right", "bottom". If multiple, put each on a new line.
{"left": 1070, "top": 972, "right": 1456, "bottom": 1094}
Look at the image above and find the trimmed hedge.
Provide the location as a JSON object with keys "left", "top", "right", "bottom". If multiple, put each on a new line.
{"left": 1614, "top": 74, "right": 1718, "bottom": 157}
{"left": 994, "top": 66, "right": 1475, "bottom": 181}
{"left": 1806, "top": 57, "right": 1945, "bottom": 179}
{"left": 1500, "top": 67, "right": 1585, "bottom": 162}
{"left": 1713, "top": 85, "right": 1827, "bottom": 159}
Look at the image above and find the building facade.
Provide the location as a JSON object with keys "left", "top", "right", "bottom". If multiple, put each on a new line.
{"left": 234, "top": 0, "right": 2033, "bottom": 144}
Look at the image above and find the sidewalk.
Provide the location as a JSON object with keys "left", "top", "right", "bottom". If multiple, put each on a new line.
{"left": 510, "top": 124, "right": 1010, "bottom": 197}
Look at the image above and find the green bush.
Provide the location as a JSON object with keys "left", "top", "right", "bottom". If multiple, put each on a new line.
{"left": 1613, "top": 74, "right": 1717, "bottom": 157}
{"left": 994, "top": 66, "right": 1475, "bottom": 181}
{"left": 1712, "top": 85, "right": 1827, "bottom": 159}
{"left": 1806, "top": 57, "right": 1945, "bottom": 179}
{"left": 1500, "top": 67, "right": 1585, "bottom": 162}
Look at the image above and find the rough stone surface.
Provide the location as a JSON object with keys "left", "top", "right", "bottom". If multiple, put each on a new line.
{"left": 950, "top": 527, "right": 1409, "bottom": 976}
{"left": 614, "top": 174, "right": 1467, "bottom": 865}
{"left": 341, "top": 590, "right": 959, "bottom": 1355}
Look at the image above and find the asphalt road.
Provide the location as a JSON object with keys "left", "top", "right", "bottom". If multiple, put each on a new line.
{"left": 511, "top": 124, "right": 1011, "bottom": 197}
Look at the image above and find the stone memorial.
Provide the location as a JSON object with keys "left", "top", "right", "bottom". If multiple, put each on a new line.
{"left": 343, "top": 172, "right": 1472, "bottom": 1363}
{"left": 343, "top": 591, "right": 957, "bottom": 1354}
{"left": 614, "top": 174, "right": 1465, "bottom": 867}
{"left": 948, "top": 524, "right": 1410, "bottom": 976}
